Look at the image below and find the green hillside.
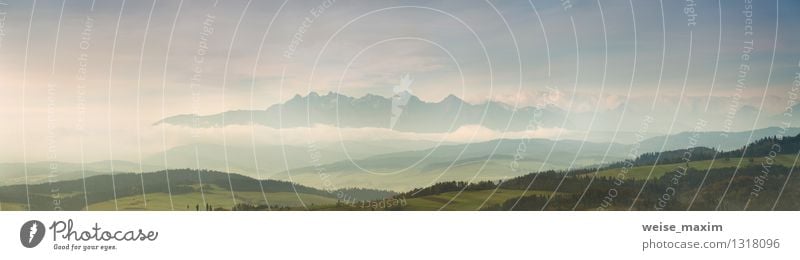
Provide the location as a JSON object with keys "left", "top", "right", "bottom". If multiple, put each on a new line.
{"left": 0, "top": 169, "right": 393, "bottom": 211}
{"left": 591, "top": 154, "right": 798, "bottom": 180}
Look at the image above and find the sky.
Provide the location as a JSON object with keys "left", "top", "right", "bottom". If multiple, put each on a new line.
{"left": 0, "top": 0, "right": 798, "bottom": 162}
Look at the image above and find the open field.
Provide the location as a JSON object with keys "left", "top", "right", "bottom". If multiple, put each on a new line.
{"left": 85, "top": 188, "right": 338, "bottom": 211}
{"left": 0, "top": 202, "right": 28, "bottom": 211}
{"left": 403, "top": 189, "right": 560, "bottom": 210}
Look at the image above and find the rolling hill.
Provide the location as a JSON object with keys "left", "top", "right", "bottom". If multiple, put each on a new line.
{"left": 368, "top": 133, "right": 800, "bottom": 211}
{"left": 269, "top": 138, "right": 630, "bottom": 191}
{"left": 0, "top": 169, "right": 394, "bottom": 211}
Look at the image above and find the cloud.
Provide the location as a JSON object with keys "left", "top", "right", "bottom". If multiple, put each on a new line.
{"left": 0, "top": 119, "right": 569, "bottom": 163}
{"left": 164, "top": 123, "right": 568, "bottom": 148}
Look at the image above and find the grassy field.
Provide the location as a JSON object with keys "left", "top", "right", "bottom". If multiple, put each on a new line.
{"left": 85, "top": 188, "right": 338, "bottom": 211}
{"left": 591, "top": 154, "right": 798, "bottom": 180}
{"left": 0, "top": 202, "right": 28, "bottom": 211}
{"left": 403, "top": 189, "right": 559, "bottom": 210}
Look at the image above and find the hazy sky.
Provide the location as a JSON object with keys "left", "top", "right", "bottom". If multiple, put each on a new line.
{"left": 1, "top": 0, "right": 798, "bottom": 162}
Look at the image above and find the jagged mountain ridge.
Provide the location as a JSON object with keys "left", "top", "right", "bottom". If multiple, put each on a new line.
{"left": 156, "top": 91, "right": 568, "bottom": 133}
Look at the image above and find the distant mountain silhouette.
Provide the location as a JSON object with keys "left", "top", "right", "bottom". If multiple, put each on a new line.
{"left": 637, "top": 126, "right": 800, "bottom": 153}
{"left": 156, "top": 92, "right": 568, "bottom": 133}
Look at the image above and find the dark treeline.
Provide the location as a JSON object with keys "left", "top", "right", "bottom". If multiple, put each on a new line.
{"left": 722, "top": 134, "right": 800, "bottom": 158}
{"left": 610, "top": 134, "right": 800, "bottom": 168}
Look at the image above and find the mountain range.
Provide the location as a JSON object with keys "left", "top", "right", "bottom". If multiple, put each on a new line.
{"left": 156, "top": 91, "right": 568, "bottom": 133}
{"left": 156, "top": 92, "right": 800, "bottom": 136}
